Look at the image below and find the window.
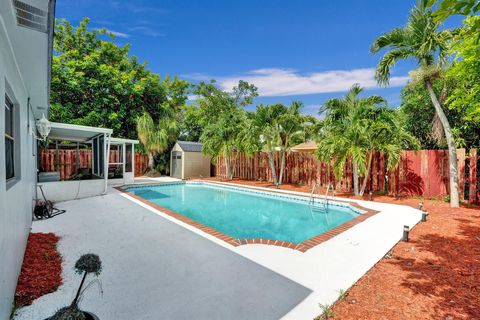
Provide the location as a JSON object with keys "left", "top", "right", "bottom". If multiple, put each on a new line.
{"left": 5, "top": 96, "right": 14, "bottom": 180}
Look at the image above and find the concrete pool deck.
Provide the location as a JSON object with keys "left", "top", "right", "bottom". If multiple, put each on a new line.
{"left": 15, "top": 178, "right": 422, "bottom": 320}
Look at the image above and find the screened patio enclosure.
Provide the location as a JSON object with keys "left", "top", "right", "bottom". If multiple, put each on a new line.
{"left": 108, "top": 137, "right": 139, "bottom": 185}
{"left": 38, "top": 122, "right": 138, "bottom": 202}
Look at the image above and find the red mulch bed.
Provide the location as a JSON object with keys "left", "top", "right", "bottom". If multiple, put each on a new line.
{"left": 15, "top": 233, "right": 62, "bottom": 307}
{"left": 207, "top": 178, "right": 480, "bottom": 319}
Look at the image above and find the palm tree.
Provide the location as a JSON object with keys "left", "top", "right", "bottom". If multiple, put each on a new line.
{"left": 243, "top": 102, "right": 307, "bottom": 188}
{"left": 316, "top": 84, "right": 419, "bottom": 196}
{"left": 356, "top": 102, "right": 420, "bottom": 195}
{"left": 277, "top": 101, "right": 307, "bottom": 186}
{"left": 248, "top": 104, "right": 285, "bottom": 186}
{"left": 136, "top": 112, "right": 177, "bottom": 171}
{"left": 371, "top": 0, "right": 459, "bottom": 207}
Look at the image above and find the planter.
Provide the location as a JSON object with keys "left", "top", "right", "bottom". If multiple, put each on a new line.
{"left": 84, "top": 311, "right": 100, "bottom": 320}
{"left": 44, "top": 310, "right": 99, "bottom": 320}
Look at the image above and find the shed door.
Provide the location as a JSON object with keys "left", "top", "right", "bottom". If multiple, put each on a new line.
{"left": 171, "top": 151, "right": 182, "bottom": 179}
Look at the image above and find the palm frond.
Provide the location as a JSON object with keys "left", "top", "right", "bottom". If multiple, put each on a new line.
{"left": 375, "top": 49, "right": 414, "bottom": 85}
{"left": 370, "top": 28, "right": 408, "bottom": 53}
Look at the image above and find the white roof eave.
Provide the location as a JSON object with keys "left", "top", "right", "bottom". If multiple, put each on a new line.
{"left": 48, "top": 122, "right": 113, "bottom": 142}
{"left": 109, "top": 137, "right": 140, "bottom": 144}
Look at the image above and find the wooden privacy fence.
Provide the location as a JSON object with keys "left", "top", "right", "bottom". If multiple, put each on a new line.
{"left": 215, "top": 149, "right": 480, "bottom": 204}
{"left": 40, "top": 149, "right": 149, "bottom": 180}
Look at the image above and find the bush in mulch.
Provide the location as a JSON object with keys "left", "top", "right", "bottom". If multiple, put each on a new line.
{"left": 15, "top": 232, "right": 62, "bottom": 307}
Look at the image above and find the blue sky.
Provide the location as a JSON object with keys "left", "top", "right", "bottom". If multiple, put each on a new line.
{"left": 56, "top": 0, "right": 462, "bottom": 116}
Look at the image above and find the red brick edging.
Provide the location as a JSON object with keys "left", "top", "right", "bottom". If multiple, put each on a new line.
{"left": 115, "top": 183, "right": 379, "bottom": 252}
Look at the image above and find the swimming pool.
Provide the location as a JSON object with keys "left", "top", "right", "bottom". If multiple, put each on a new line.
{"left": 125, "top": 182, "right": 365, "bottom": 244}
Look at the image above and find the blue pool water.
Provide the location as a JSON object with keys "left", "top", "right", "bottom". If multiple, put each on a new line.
{"left": 127, "top": 182, "right": 362, "bottom": 244}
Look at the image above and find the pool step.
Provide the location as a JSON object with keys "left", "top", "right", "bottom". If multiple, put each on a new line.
{"left": 310, "top": 205, "right": 329, "bottom": 213}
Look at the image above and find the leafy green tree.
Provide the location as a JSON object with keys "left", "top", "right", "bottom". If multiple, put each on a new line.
{"left": 400, "top": 77, "right": 480, "bottom": 149}
{"left": 316, "top": 84, "right": 419, "bottom": 196}
{"left": 194, "top": 80, "right": 258, "bottom": 179}
{"left": 136, "top": 112, "right": 177, "bottom": 171}
{"left": 428, "top": 0, "right": 480, "bottom": 21}
{"left": 371, "top": 0, "right": 460, "bottom": 207}
{"left": 50, "top": 18, "right": 189, "bottom": 139}
{"left": 201, "top": 110, "right": 246, "bottom": 180}
{"left": 178, "top": 105, "right": 203, "bottom": 142}
{"left": 446, "top": 16, "right": 480, "bottom": 123}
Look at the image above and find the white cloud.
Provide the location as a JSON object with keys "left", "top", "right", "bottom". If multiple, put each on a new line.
{"left": 95, "top": 28, "right": 130, "bottom": 38}
{"left": 128, "top": 26, "right": 165, "bottom": 37}
{"left": 185, "top": 68, "right": 409, "bottom": 97}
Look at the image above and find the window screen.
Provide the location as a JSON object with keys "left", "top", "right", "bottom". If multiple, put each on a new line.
{"left": 125, "top": 144, "right": 133, "bottom": 172}
{"left": 98, "top": 136, "right": 104, "bottom": 177}
{"left": 92, "top": 138, "right": 98, "bottom": 175}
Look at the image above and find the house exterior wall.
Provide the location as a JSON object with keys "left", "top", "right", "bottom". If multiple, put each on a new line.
{"left": 0, "top": 15, "right": 38, "bottom": 319}
{"left": 183, "top": 152, "right": 211, "bottom": 179}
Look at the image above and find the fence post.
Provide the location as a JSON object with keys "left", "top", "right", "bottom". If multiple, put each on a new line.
{"left": 469, "top": 149, "right": 477, "bottom": 204}
{"left": 457, "top": 148, "right": 466, "bottom": 202}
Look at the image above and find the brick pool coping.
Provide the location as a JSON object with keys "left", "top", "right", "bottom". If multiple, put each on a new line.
{"left": 115, "top": 182, "right": 379, "bottom": 252}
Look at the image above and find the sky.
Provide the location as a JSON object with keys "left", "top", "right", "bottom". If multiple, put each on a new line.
{"left": 55, "top": 0, "right": 462, "bottom": 117}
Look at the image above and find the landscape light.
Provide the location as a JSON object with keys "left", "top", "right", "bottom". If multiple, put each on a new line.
{"left": 36, "top": 114, "right": 51, "bottom": 141}
{"left": 421, "top": 210, "right": 429, "bottom": 222}
{"left": 402, "top": 225, "right": 410, "bottom": 242}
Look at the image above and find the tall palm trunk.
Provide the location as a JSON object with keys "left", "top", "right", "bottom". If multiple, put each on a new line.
{"left": 424, "top": 79, "right": 459, "bottom": 208}
{"left": 278, "top": 137, "right": 289, "bottom": 187}
{"left": 147, "top": 152, "right": 155, "bottom": 171}
{"left": 278, "top": 149, "right": 286, "bottom": 187}
{"left": 353, "top": 162, "right": 360, "bottom": 196}
{"left": 359, "top": 152, "right": 374, "bottom": 196}
{"left": 268, "top": 151, "right": 278, "bottom": 186}
{"left": 225, "top": 155, "right": 233, "bottom": 180}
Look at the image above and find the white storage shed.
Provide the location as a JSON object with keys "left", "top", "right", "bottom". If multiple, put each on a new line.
{"left": 170, "top": 141, "right": 211, "bottom": 180}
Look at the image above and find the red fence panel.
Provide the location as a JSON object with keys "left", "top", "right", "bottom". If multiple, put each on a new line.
{"left": 134, "top": 153, "right": 149, "bottom": 177}
{"left": 214, "top": 148, "right": 478, "bottom": 203}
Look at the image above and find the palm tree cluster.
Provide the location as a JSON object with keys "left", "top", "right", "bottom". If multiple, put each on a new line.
{"left": 316, "top": 84, "right": 419, "bottom": 196}
{"left": 243, "top": 101, "right": 312, "bottom": 187}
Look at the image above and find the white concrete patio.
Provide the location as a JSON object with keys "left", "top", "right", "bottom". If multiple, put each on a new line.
{"left": 15, "top": 178, "right": 422, "bottom": 320}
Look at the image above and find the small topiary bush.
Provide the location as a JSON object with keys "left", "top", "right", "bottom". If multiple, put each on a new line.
{"left": 74, "top": 254, "right": 102, "bottom": 276}
{"left": 47, "top": 254, "right": 102, "bottom": 320}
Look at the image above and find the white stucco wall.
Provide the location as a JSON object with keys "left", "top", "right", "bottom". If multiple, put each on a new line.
{"left": 0, "top": 15, "right": 38, "bottom": 319}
